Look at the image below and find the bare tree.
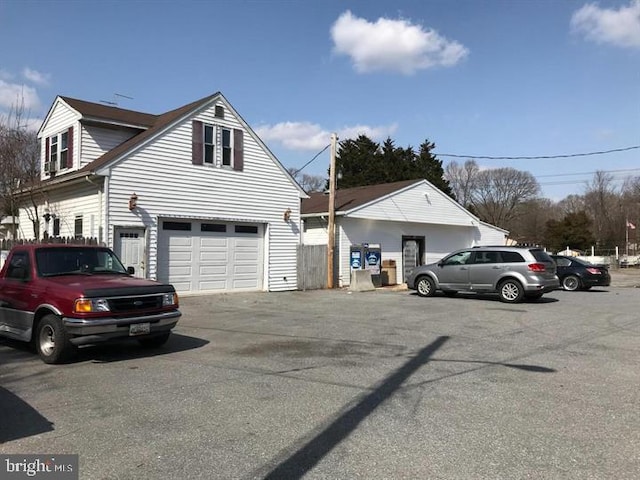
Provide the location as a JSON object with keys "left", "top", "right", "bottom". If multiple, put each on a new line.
{"left": 469, "top": 167, "right": 540, "bottom": 230}
{"left": 444, "top": 159, "right": 479, "bottom": 208}
{"left": 287, "top": 167, "right": 326, "bottom": 193}
{"left": 508, "top": 197, "right": 557, "bottom": 245}
{"left": 557, "top": 194, "right": 586, "bottom": 216}
{"left": 0, "top": 98, "right": 43, "bottom": 239}
{"left": 583, "top": 171, "right": 622, "bottom": 249}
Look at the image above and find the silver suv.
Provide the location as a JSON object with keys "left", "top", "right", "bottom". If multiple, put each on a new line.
{"left": 406, "top": 246, "right": 559, "bottom": 303}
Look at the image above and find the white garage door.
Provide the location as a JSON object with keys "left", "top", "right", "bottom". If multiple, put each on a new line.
{"left": 157, "top": 220, "right": 264, "bottom": 293}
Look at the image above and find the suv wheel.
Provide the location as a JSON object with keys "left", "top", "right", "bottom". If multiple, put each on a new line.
{"left": 498, "top": 279, "right": 524, "bottom": 303}
{"left": 416, "top": 276, "right": 436, "bottom": 297}
{"left": 35, "top": 314, "right": 76, "bottom": 364}
{"left": 562, "top": 275, "right": 580, "bottom": 291}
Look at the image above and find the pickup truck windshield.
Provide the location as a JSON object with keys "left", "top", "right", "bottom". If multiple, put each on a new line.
{"left": 36, "top": 247, "right": 129, "bottom": 277}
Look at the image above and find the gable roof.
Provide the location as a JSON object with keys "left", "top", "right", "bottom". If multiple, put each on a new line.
{"left": 301, "top": 179, "right": 422, "bottom": 215}
{"left": 38, "top": 92, "right": 308, "bottom": 197}
{"left": 60, "top": 96, "right": 158, "bottom": 128}
{"left": 77, "top": 93, "right": 218, "bottom": 174}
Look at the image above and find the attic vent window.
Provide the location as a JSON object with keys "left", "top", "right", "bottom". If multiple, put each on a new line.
{"left": 215, "top": 105, "right": 224, "bottom": 118}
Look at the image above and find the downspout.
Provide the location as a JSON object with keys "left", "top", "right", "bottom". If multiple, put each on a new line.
{"left": 85, "top": 174, "right": 105, "bottom": 244}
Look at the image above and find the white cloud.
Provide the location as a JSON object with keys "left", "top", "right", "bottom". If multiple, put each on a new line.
{"left": 330, "top": 10, "right": 469, "bottom": 74}
{"left": 571, "top": 0, "right": 640, "bottom": 48}
{"left": 23, "top": 67, "right": 51, "bottom": 86}
{"left": 0, "top": 80, "right": 41, "bottom": 110}
{"left": 255, "top": 121, "right": 398, "bottom": 151}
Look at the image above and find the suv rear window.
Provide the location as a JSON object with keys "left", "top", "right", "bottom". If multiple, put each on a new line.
{"left": 499, "top": 251, "right": 525, "bottom": 262}
{"left": 529, "top": 249, "right": 553, "bottom": 263}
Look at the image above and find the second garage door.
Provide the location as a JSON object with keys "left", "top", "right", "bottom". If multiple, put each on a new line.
{"left": 157, "top": 219, "right": 264, "bottom": 293}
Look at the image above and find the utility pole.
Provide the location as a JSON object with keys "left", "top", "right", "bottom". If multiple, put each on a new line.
{"left": 327, "top": 133, "right": 338, "bottom": 289}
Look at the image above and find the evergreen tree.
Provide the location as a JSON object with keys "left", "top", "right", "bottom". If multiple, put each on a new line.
{"left": 331, "top": 135, "right": 380, "bottom": 189}
{"left": 333, "top": 134, "right": 455, "bottom": 199}
{"left": 545, "top": 211, "right": 596, "bottom": 252}
{"left": 415, "top": 139, "right": 453, "bottom": 197}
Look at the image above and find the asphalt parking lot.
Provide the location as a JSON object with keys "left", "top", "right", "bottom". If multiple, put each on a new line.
{"left": 1, "top": 280, "right": 639, "bottom": 479}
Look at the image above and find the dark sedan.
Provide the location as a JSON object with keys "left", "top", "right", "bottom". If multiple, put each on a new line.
{"left": 550, "top": 255, "right": 611, "bottom": 291}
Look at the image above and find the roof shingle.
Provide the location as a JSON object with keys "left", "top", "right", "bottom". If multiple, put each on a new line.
{"left": 301, "top": 179, "right": 423, "bottom": 215}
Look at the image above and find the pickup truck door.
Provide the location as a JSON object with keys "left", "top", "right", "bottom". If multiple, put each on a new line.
{"left": 0, "top": 250, "right": 36, "bottom": 341}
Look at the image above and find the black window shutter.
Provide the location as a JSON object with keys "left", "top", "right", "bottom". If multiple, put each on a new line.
{"left": 67, "top": 126, "right": 74, "bottom": 168}
{"left": 192, "top": 120, "right": 203, "bottom": 165}
{"left": 45, "top": 137, "right": 50, "bottom": 164}
{"left": 233, "top": 129, "right": 244, "bottom": 171}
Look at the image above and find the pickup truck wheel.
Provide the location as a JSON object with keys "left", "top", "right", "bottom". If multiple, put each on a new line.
{"left": 137, "top": 332, "right": 171, "bottom": 348}
{"left": 36, "top": 314, "right": 75, "bottom": 364}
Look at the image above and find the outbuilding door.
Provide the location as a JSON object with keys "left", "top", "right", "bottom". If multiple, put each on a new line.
{"left": 157, "top": 219, "right": 264, "bottom": 293}
{"left": 114, "top": 227, "right": 146, "bottom": 278}
{"left": 402, "top": 236, "right": 425, "bottom": 283}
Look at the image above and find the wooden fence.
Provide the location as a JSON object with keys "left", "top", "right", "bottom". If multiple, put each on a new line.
{"left": 297, "top": 244, "right": 328, "bottom": 290}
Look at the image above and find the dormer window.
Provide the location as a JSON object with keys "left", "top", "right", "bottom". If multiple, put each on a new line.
{"left": 45, "top": 127, "right": 73, "bottom": 175}
{"left": 48, "top": 136, "right": 58, "bottom": 173}
{"left": 59, "top": 131, "right": 68, "bottom": 168}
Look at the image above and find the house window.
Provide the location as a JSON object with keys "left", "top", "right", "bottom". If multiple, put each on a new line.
{"left": 59, "top": 131, "right": 68, "bottom": 169}
{"left": 53, "top": 218, "right": 60, "bottom": 236}
{"left": 222, "top": 129, "right": 232, "bottom": 167}
{"left": 192, "top": 120, "right": 243, "bottom": 171}
{"left": 204, "top": 124, "right": 215, "bottom": 164}
{"left": 48, "top": 136, "right": 58, "bottom": 172}
{"left": 74, "top": 216, "right": 83, "bottom": 239}
{"left": 45, "top": 127, "right": 73, "bottom": 174}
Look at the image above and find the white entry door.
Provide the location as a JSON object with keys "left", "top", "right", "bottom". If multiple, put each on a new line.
{"left": 114, "top": 227, "right": 146, "bottom": 278}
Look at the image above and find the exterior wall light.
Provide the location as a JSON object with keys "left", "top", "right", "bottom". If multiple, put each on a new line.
{"left": 283, "top": 208, "right": 292, "bottom": 222}
{"left": 129, "top": 193, "right": 138, "bottom": 211}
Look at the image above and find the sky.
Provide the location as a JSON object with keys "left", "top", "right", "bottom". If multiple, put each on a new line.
{"left": 0, "top": 0, "right": 638, "bottom": 201}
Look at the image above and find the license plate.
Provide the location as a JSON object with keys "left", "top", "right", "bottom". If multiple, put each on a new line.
{"left": 129, "top": 322, "right": 150, "bottom": 336}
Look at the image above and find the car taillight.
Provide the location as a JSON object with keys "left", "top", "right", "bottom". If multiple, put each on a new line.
{"left": 586, "top": 268, "right": 601, "bottom": 275}
{"left": 528, "top": 263, "right": 546, "bottom": 272}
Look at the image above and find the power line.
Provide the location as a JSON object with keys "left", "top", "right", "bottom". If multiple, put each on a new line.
{"left": 296, "top": 144, "right": 330, "bottom": 173}
{"left": 436, "top": 145, "right": 640, "bottom": 160}
{"left": 535, "top": 167, "right": 640, "bottom": 178}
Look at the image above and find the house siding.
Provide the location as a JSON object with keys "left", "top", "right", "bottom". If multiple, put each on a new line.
{"left": 476, "top": 222, "right": 508, "bottom": 246}
{"left": 39, "top": 101, "right": 80, "bottom": 178}
{"left": 17, "top": 181, "right": 102, "bottom": 240}
{"left": 348, "top": 182, "right": 474, "bottom": 226}
{"left": 80, "top": 125, "right": 140, "bottom": 168}
{"left": 104, "top": 99, "right": 301, "bottom": 292}
{"left": 302, "top": 217, "right": 328, "bottom": 245}
{"left": 335, "top": 218, "right": 475, "bottom": 286}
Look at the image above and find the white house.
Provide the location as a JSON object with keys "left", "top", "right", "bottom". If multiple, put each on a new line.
{"left": 18, "top": 93, "right": 307, "bottom": 294}
{"left": 301, "top": 179, "right": 508, "bottom": 286}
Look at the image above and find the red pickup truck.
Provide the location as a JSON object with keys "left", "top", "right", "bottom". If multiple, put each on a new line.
{"left": 0, "top": 244, "right": 181, "bottom": 363}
